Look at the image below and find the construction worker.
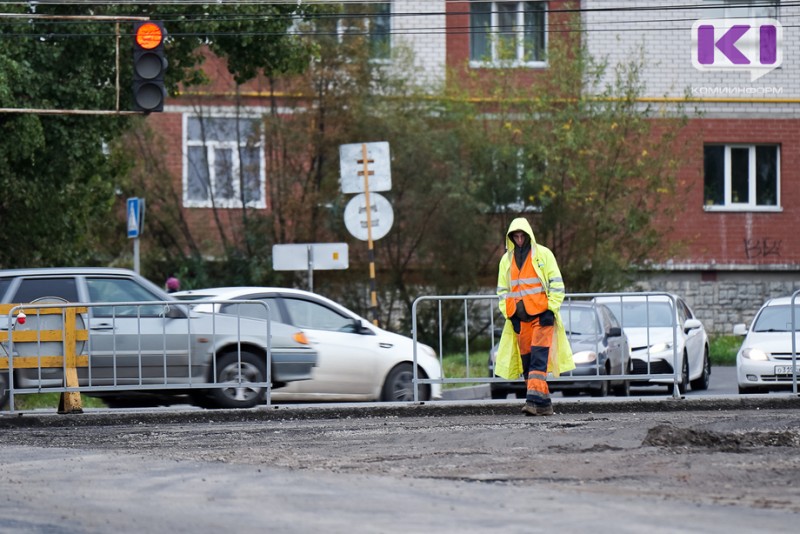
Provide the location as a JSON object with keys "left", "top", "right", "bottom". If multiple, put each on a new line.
{"left": 495, "top": 217, "right": 575, "bottom": 416}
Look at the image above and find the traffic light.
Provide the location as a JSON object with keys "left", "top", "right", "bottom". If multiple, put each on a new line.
{"left": 132, "top": 21, "right": 167, "bottom": 112}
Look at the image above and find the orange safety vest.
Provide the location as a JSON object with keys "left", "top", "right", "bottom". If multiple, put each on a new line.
{"left": 505, "top": 251, "right": 549, "bottom": 318}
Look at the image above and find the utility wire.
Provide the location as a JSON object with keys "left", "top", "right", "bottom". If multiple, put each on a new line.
{"left": 0, "top": 2, "right": 794, "bottom": 38}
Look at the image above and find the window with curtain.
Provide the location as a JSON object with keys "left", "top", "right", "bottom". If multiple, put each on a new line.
{"left": 470, "top": 1, "right": 547, "bottom": 66}
{"left": 184, "top": 115, "right": 265, "bottom": 209}
{"left": 703, "top": 144, "right": 780, "bottom": 210}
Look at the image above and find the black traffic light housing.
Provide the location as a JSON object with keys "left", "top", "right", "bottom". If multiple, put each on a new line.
{"left": 132, "top": 21, "right": 168, "bottom": 112}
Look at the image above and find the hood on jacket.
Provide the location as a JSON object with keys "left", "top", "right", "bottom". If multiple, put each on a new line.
{"left": 505, "top": 217, "right": 537, "bottom": 251}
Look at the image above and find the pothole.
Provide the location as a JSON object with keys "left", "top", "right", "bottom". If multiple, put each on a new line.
{"left": 643, "top": 424, "right": 800, "bottom": 451}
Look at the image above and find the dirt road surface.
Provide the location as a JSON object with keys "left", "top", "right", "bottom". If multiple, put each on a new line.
{"left": 0, "top": 396, "right": 798, "bottom": 533}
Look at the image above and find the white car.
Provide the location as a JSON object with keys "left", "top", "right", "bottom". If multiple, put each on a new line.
{"left": 594, "top": 294, "right": 711, "bottom": 394}
{"left": 733, "top": 296, "right": 800, "bottom": 394}
{"left": 173, "top": 287, "right": 442, "bottom": 402}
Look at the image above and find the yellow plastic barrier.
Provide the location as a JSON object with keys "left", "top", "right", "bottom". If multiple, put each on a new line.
{"left": 0, "top": 304, "right": 89, "bottom": 413}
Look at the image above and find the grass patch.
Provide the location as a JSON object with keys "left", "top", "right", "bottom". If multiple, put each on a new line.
{"left": 5, "top": 392, "right": 106, "bottom": 411}
{"left": 440, "top": 352, "right": 489, "bottom": 389}
{"left": 709, "top": 335, "right": 741, "bottom": 366}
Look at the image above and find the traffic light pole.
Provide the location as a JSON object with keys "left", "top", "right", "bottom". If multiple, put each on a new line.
{"left": 0, "top": 13, "right": 150, "bottom": 115}
{"left": 0, "top": 109, "right": 140, "bottom": 115}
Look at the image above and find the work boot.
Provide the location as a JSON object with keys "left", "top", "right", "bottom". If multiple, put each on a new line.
{"left": 521, "top": 403, "right": 538, "bottom": 416}
{"left": 536, "top": 404, "right": 554, "bottom": 416}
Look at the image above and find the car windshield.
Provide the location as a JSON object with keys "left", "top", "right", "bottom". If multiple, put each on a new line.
{"left": 560, "top": 307, "right": 598, "bottom": 335}
{"left": 753, "top": 305, "right": 800, "bottom": 332}
{"left": 602, "top": 301, "right": 674, "bottom": 328}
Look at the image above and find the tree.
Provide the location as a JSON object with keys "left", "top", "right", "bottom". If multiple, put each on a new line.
{"left": 452, "top": 38, "right": 691, "bottom": 293}
{"left": 0, "top": 2, "right": 323, "bottom": 270}
{"left": 123, "top": 9, "right": 691, "bottom": 350}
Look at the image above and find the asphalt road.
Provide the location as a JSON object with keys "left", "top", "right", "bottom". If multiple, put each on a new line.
{"left": 1, "top": 389, "right": 799, "bottom": 533}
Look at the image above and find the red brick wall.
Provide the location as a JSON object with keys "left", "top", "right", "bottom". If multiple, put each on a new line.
{"left": 446, "top": 1, "right": 580, "bottom": 90}
{"left": 671, "top": 118, "right": 800, "bottom": 266}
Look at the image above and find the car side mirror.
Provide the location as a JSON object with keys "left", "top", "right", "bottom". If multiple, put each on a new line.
{"left": 164, "top": 304, "right": 186, "bottom": 319}
{"left": 607, "top": 326, "right": 622, "bottom": 337}
{"left": 683, "top": 318, "right": 702, "bottom": 333}
{"left": 733, "top": 323, "right": 748, "bottom": 336}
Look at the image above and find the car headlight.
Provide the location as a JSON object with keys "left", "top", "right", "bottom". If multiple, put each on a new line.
{"left": 420, "top": 344, "right": 437, "bottom": 359}
{"left": 572, "top": 351, "right": 597, "bottom": 364}
{"left": 741, "top": 347, "right": 769, "bottom": 361}
{"left": 647, "top": 342, "right": 672, "bottom": 354}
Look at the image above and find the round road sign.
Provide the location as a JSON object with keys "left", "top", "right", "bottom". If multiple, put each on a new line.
{"left": 344, "top": 193, "right": 393, "bottom": 241}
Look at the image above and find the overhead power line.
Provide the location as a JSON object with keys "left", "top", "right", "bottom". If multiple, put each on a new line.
{"left": 0, "top": 2, "right": 796, "bottom": 39}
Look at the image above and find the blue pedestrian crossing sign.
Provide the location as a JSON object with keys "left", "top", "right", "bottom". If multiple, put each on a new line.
{"left": 127, "top": 197, "right": 144, "bottom": 238}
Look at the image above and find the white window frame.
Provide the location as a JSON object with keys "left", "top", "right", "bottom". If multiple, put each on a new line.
{"left": 703, "top": 144, "right": 781, "bottom": 212}
{"left": 182, "top": 113, "right": 266, "bottom": 210}
{"left": 327, "top": 2, "right": 392, "bottom": 61}
{"left": 704, "top": 0, "right": 779, "bottom": 19}
{"left": 470, "top": 1, "right": 548, "bottom": 68}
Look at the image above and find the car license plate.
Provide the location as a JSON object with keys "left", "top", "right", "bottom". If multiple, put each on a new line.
{"left": 774, "top": 365, "right": 800, "bottom": 375}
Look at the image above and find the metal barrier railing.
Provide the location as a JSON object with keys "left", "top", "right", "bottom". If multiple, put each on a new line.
{"left": 412, "top": 292, "right": 691, "bottom": 401}
{"left": 1, "top": 299, "right": 295, "bottom": 413}
{"left": 792, "top": 289, "right": 799, "bottom": 395}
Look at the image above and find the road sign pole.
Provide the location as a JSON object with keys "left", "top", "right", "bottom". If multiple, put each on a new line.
{"left": 133, "top": 238, "right": 140, "bottom": 274}
{"left": 127, "top": 197, "right": 143, "bottom": 274}
{"left": 361, "top": 143, "right": 379, "bottom": 326}
{"left": 307, "top": 244, "right": 314, "bottom": 293}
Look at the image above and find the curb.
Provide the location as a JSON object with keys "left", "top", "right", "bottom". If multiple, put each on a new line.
{"left": 1, "top": 394, "right": 798, "bottom": 428}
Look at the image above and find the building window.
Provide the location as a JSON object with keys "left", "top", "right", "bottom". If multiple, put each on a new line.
{"left": 318, "top": 2, "right": 392, "bottom": 60}
{"left": 704, "top": 0, "right": 779, "bottom": 19}
{"left": 470, "top": 1, "right": 547, "bottom": 66}
{"left": 184, "top": 115, "right": 265, "bottom": 209}
{"left": 703, "top": 144, "right": 779, "bottom": 210}
{"left": 480, "top": 148, "right": 544, "bottom": 213}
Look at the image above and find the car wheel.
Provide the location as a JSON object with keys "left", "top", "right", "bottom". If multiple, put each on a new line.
{"left": 207, "top": 351, "right": 266, "bottom": 409}
{"left": 690, "top": 348, "right": 711, "bottom": 391}
{"left": 589, "top": 377, "right": 609, "bottom": 397}
{"left": 381, "top": 363, "right": 429, "bottom": 402}
{"left": 0, "top": 372, "right": 9, "bottom": 410}
{"left": 667, "top": 355, "right": 689, "bottom": 395}
{"left": 612, "top": 380, "right": 631, "bottom": 397}
{"left": 490, "top": 387, "right": 509, "bottom": 400}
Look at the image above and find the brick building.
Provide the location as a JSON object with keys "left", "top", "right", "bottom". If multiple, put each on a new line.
{"left": 581, "top": 0, "right": 800, "bottom": 331}
{"left": 154, "top": 1, "right": 799, "bottom": 332}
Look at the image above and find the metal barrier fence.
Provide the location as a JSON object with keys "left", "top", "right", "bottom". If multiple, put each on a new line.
{"left": 793, "top": 289, "right": 799, "bottom": 395}
{"left": 412, "top": 292, "right": 699, "bottom": 402}
{"left": 0, "top": 299, "right": 307, "bottom": 413}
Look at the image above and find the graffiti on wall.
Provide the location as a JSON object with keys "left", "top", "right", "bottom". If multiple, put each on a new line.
{"left": 744, "top": 238, "right": 782, "bottom": 259}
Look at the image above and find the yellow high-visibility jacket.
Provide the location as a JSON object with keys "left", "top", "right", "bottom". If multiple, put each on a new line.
{"left": 495, "top": 217, "right": 575, "bottom": 379}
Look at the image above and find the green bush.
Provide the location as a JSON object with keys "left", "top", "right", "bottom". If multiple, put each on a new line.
{"left": 709, "top": 335, "right": 741, "bottom": 366}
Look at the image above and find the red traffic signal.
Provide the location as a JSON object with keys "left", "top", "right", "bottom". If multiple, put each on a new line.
{"left": 132, "top": 21, "right": 168, "bottom": 112}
